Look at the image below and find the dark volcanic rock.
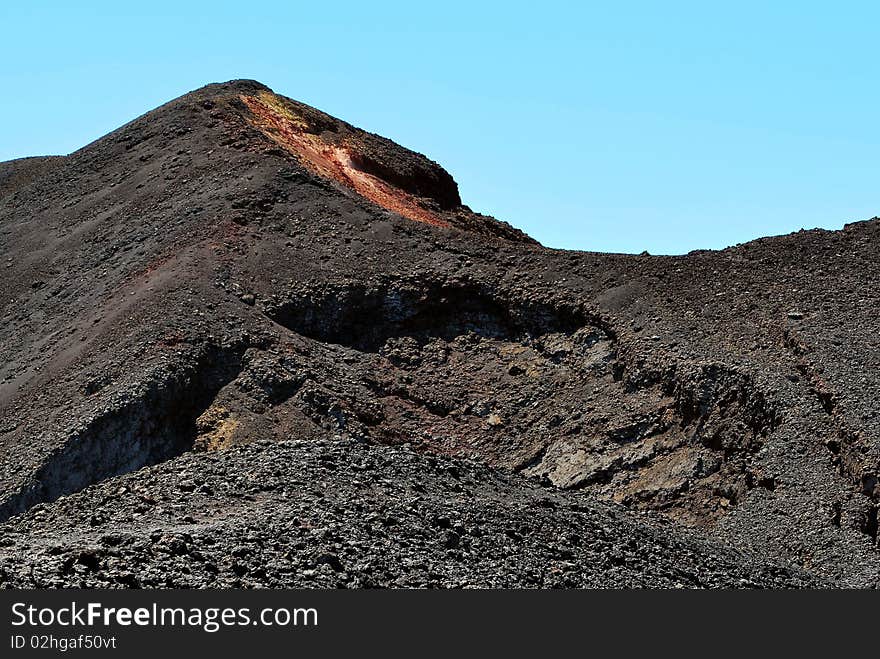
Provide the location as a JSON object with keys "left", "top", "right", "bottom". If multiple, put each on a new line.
{"left": 0, "top": 439, "right": 819, "bottom": 588}
{"left": 0, "top": 80, "right": 878, "bottom": 588}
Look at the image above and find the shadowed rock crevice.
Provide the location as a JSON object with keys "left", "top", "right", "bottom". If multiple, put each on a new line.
{"left": 0, "top": 345, "right": 246, "bottom": 523}
{"left": 264, "top": 281, "right": 590, "bottom": 352}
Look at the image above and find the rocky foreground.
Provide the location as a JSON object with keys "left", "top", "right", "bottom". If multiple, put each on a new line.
{"left": 0, "top": 439, "right": 818, "bottom": 588}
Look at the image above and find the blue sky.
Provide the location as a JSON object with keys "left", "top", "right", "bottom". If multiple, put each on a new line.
{"left": 1, "top": 2, "right": 877, "bottom": 254}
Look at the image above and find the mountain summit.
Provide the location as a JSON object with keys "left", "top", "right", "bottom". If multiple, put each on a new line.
{"left": 0, "top": 81, "right": 878, "bottom": 588}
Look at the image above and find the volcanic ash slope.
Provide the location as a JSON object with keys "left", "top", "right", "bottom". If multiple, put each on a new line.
{"left": 0, "top": 80, "right": 878, "bottom": 587}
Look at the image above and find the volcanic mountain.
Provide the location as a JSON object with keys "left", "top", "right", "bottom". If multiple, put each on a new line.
{"left": 0, "top": 80, "right": 877, "bottom": 588}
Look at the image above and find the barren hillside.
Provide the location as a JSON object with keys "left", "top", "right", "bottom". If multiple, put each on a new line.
{"left": 0, "top": 81, "right": 877, "bottom": 587}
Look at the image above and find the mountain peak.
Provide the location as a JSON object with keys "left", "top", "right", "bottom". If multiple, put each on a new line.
{"left": 238, "top": 88, "right": 460, "bottom": 226}
{"left": 171, "top": 81, "right": 530, "bottom": 240}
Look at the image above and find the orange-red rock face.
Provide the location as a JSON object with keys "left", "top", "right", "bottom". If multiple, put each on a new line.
{"left": 241, "top": 93, "right": 450, "bottom": 227}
